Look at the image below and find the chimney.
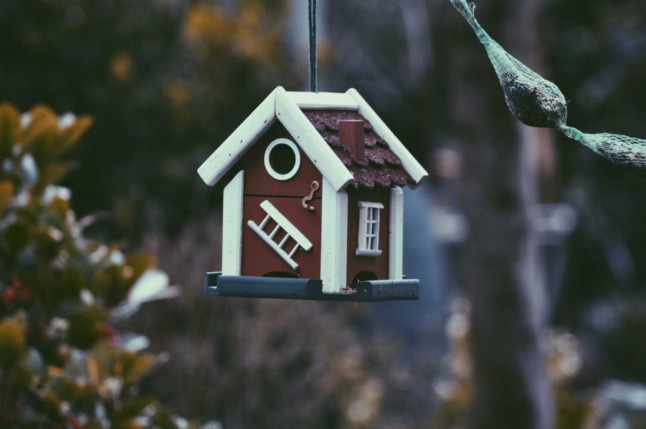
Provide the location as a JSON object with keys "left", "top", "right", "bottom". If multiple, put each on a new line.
{"left": 339, "top": 119, "right": 365, "bottom": 161}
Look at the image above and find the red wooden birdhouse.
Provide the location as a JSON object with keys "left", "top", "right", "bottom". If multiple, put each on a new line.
{"left": 198, "top": 87, "right": 428, "bottom": 301}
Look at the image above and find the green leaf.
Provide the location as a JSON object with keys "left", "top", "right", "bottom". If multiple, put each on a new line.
{"left": 33, "top": 162, "right": 73, "bottom": 195}
{"left": 68, "top": 306, "right": 109, "bottom": 349}
{"left": 3, "top": 220, "right": 31, "bottom": 255}
{"left": 115, "top": 396, "right": 155, "bottom": 420}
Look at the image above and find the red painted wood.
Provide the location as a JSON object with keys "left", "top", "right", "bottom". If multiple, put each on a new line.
{"left": 238, "top": 122, "right": 323, "bottom": 199}
{"left": 241, "top": 196, "right": 322, "bottom": 279}
{"left": 345, "top": 188, "right": 391, "bottom": 287}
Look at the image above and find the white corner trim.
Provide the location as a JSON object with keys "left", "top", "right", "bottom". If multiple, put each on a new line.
{"left": 389, "top": 187, "right": 404, "bottom": 280}
{"left": 198, "top": 88, "right": 279, "bottom": 186}
{"left": 263, "top": 138, "right": 301, "bottom": 181}
{"left": 320, "top": 178, "right": 348, "bottom": 293}
{"left": 275, "top": 88, "right": 354, "bottom": 192}
{"left": 222, "top": 171, "right": 244, "bottom": 275}
{"left": 346, "top": 88, "right": 429, "bottom": 185}
{"left": 286, "top": 91, "right": 359, "bottom": 110}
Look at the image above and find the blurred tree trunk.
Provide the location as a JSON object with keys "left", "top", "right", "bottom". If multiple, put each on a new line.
{"left": 444, "top": 0, "right": 554, "bottom": 427}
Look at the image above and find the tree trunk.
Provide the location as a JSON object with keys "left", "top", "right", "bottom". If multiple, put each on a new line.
{"left": 445, "top": 0, "right": 554, "bottom": 427}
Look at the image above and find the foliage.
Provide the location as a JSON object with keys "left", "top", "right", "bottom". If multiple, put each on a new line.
{"left": 0, "top": 0, "right": 295, "bottom": 236}
{"left": 0, "top": 104, "right": 184, "bottom": 428}
{"left": 130, "top": 222, "right": 441, "bottom": 429}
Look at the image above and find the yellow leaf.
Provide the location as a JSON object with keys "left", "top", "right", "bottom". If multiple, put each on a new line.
{"left": 20, "top": 106, "right": 58, "bottom": 161}
{"left": 0, "top": 180, "right": 15, "bottom": 213}
{"left": 58, "top": 115, "right": 92, "bottom": 152}
{"left": 184, "top": 4, "right": 231, "bottom": 48}
{"left": 125, "top": 251, "right": 157, "bottom": 280}
{"left": 87, "top": 354, "right": 100, "bottom": 384}
{"left": 120, "top": 352, "right": 156, "bottom": 386}
{"left": 0, "top": 319, "right": 26, "bottom": 367}
{"left": 0, "top": 104, "right": 21, "bottom": 158}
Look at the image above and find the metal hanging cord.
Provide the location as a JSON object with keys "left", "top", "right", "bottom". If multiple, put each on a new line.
{"left": 309, "top": 0, "right": 318, "bottom": 92}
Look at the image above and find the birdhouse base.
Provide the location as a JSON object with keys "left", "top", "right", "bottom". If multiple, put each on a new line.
{"left": 204, "top": 272, "right": 419, "bottom": 301}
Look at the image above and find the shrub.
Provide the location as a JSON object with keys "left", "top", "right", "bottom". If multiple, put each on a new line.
{"left": 0, "top": 104, "right": 183, "bottom": 428}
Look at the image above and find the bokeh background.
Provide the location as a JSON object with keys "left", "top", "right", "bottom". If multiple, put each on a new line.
{"left": 2, "top": 0, "right": 646, "bottom": 428}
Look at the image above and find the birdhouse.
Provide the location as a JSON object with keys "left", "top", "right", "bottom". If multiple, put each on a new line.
{"left": 198, "top": 87, "right": 428, "bottom": 301}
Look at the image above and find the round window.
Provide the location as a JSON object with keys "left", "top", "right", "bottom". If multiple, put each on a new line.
{"left": 264, "top": 139, "right": 301, "bottom": 181}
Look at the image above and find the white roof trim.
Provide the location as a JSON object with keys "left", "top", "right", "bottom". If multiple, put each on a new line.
{"left": 286, "top": 91, "right": 359, "bottom": 110}
{"left": 197, "top": 88, "right": 278, "bottom": 186}
{"left": 346, "top": 88, "right": 429, "bottom": 185}
{"left": 275, "top": 88, "right": 353, "bottom": 191}
{"left": 197, "top": 86, "right": 427, "bottom": 190}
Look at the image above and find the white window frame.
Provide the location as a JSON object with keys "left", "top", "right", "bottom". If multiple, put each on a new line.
{"left": 356, "top": 201, "right": 384, "bottom": 256}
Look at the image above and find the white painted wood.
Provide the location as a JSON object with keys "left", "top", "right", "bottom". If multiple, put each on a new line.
{"left": 221, "top": 171, "right": 244, "bottom": 275}
{"left": 198, "top": 88, "right": 278, "bottom": 186}
{"left": 287, "top": 91, "right": 359, "bottom": 110}
{"left": 320, "top": 178, "right": 348, "bottom": 293}
{"left": 275, "top": 88, "right": 354, "bottom": 192}
{"left": 247, "top": 199, "right": 314, "bottom": 271}
{"left": 356, "top": 201, "right": 383, "bottom": 257}
{"left": 389, "top": 187, "right": 404, "bottom": 280}
{"left": 358, "top": 201, "right": 384, "bottom": 209}
{"left": 288, "top": 244, "right": 300, "bottom": 258}
{"left": 263, "top": 138, "right": 301, "bottom": 181}
{"left": 247, "top": 221, "right": 300, "bottom": 271}
{"left": 259, "top": 200, "right": 313, "bottom": 250}
{"left": 346, "top": 88, "right": 429, "bottom": 185}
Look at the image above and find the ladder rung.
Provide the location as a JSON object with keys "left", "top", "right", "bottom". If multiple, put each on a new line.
{"left": 259, "top": 201, "right": 313, "bottom": 251}
{"left": 288, "top": 244, "right": 300, "bottom": 258}
{"left": 247, "top": 220, "right": 299, "bottom": 271}
{"left": 269, "top": 224, "right": 281, "bottom": 240}
{"left": 278, "top": 234, "right": 290, "bottom": 248}
{"left": 259, "top": 214, "right": 271, "bottom": 230}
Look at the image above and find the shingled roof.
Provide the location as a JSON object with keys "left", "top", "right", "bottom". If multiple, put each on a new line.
{"left": 303, "top": 110, "right": 414, "bottom": 188}
{"left": 197, "top": 87, "right": 428, "bottom": 191}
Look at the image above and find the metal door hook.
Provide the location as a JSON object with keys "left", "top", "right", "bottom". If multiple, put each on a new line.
{"left": 302, "top": 181, "right": 320, "bottom": 211}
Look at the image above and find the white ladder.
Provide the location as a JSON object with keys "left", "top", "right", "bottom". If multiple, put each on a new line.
{"left": 247, "top": 200, "right": 313, "bottom": 271}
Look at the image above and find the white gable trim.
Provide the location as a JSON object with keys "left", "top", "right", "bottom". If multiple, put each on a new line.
{"left": 198, "top": 88, "right": 278, "bottom": 186}
{"left": 198, "top": 86, "right": 427, "bottom": 190}
{"left": 346, "top": 88, "right": 429, "bottom": 185}
{"left": 286, "top": 91, "right": 359, "bottom": 110}
{"left": 275, "top": 88, "right": 353, "bottom": 191}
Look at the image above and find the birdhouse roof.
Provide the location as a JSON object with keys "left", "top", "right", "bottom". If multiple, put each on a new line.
{"left": 197, "top": 86, "right": 428, "bottom": 192}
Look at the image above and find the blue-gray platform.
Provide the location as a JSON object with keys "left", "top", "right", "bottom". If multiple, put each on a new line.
{"left": 204, "top": 272, "right": 419, "bottom": 301}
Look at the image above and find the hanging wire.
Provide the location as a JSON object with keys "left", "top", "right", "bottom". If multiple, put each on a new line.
{"left": 309, "top": 0, "right": 318, "bottom": 92}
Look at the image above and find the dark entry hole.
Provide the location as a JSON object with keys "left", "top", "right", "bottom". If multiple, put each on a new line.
{"left": 269, "top": 143, "right": 296, "bottom": 175}
{"left": 264, "top": 271, "right": 298, "bottom": 279}
{"left": 351, "top": 271, "right": 377, "bottom": 289}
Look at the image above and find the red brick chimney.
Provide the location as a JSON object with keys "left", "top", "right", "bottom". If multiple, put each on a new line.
{"left": 339, "top": 119, "right": 365, "bottom": 161}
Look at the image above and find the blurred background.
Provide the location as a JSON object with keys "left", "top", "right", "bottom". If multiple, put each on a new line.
{"left": 2, "top": 0, "right": 646, "bottom": 428}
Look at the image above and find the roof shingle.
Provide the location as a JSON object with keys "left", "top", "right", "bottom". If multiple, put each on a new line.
{"left": 303, "top": 110, "right": 414, "bottom": 189}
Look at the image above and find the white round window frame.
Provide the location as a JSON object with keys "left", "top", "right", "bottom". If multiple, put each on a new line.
{"left": 264, "top": 138, "right": 301, "bottom": 181}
